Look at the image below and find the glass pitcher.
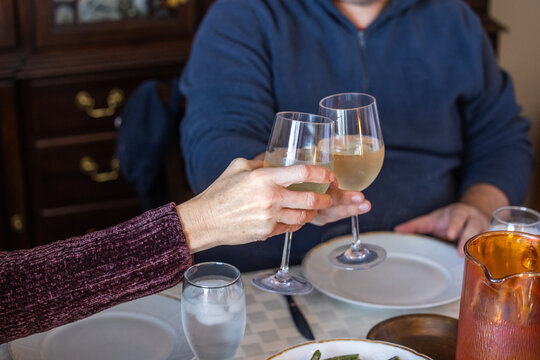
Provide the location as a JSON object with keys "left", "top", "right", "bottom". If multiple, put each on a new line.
{"left": 455, "top": 231, "right": 540, "bottom": 360}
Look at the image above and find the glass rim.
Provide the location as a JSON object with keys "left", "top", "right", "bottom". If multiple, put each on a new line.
{"left": 319, "top": 92, "right": 377, "bottom": 111}
{"left": 276, "top": 111, "right": 334, "bottom": 125}
{"left": 492, "top": 205, "right": 540, "bottom": 226}
{"left": 183, "top": 261, "right": 242, "bottom": 289}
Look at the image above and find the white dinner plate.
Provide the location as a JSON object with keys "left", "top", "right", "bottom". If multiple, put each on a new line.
{"left": 266, "top": 338, "right": 431, "bottom": 360}
{"left": 302, "top": 232, "right": 464, "bottom": 309}
{"left": 8, "top": 293, "right": 193, "bottom": 360}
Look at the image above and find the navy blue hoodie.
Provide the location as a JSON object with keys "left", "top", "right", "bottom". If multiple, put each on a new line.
{"left": 180, "top": 0, "right": 533, "bottom": 271}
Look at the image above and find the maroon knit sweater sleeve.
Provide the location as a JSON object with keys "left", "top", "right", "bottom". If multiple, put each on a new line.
{"left": 0, "top": 202, "right": 192, "bottom": 343}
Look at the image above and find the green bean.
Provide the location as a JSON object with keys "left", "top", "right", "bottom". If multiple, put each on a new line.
{"left": 322, "top": 355, "right": 360, "bottom": 360}
{"left": 311, "top": 352, "right": 399, "bottom": 360}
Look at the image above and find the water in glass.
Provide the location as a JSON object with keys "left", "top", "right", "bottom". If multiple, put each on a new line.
{"left": 181, "top": 262, "right": 246, "bottom": 360}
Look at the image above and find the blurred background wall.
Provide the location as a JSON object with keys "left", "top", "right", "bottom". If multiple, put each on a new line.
{"left": 492, "top": 0, "right": 540, "bottom": 209}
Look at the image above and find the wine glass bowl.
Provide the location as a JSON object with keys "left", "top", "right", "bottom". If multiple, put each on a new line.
{"left": 251, "top": 112, "right": 334, "bottom": 295}
{"left": 319, "top": 93, "right": 386, "bottom": 270}
{"left": 333, "top": 135, "right": 384, "bottom": 191}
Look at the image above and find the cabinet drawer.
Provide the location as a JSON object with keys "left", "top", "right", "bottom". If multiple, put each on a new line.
{"left": 34, "top": 199, "right": 141, "bottom": 246}
{"left": 33, "top": 137, "right": 137, "bottom": 208}
{"left": 23, "top": 72, "right": 161, "bottom": 139}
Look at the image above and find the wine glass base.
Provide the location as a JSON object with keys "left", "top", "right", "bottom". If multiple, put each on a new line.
{"left": 251, "top": 272, "right": 313, "bottom": 295}
{"left": 328, "top": 243, "right": 387, "bottom": 270}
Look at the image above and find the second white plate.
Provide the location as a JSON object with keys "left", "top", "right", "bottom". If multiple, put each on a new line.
{"left": 302, "top": 232, "right": 464, "bottom": 309}
{"left": 8, "top": 293, "right": 193, "bottom": 360}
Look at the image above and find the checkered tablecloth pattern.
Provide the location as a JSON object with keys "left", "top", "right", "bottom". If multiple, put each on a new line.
{"left": 162, "top": 266, "right": 460, "bottom": 360}
{"left": 3, "top": 266, "right": 460, "bottom": 360}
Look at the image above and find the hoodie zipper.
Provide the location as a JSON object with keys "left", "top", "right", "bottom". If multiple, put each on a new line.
{"left": 357, "top": 30, "right": 370, "bottom": 92}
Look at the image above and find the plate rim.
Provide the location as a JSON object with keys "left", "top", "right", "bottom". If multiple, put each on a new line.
{"left": 302, "top": 231, "right": 463, "bottom": 309}
{"left": 7, "top": 293, "right": 184, "bottom": 360}
{"left": 265, "top": 338, "right": 433, "bottom": 360}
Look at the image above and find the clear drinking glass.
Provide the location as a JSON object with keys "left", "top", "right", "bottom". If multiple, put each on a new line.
{"left": 489, "top": 206, "right": 540, "bottom": 234}
{"left": 251, "top": 112, "right": 334, "bottom": 295}
{"left": 181, "top": 262, "right": 246, "bottom": 360}
{"left": 319, "top": 93, "right": 386, "bottom": 270}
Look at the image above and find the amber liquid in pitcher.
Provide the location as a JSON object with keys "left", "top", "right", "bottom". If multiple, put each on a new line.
{"left": 455, "top": 231, "right": 540, "bottom": 360}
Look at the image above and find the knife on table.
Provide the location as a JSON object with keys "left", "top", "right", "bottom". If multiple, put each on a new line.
{"left": 284, "top": 295, "right": 315, "bottom": 340}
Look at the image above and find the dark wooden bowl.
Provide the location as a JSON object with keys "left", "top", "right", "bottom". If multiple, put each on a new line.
{"left": 366, "top": 314, "right": 458, "bottom": 360}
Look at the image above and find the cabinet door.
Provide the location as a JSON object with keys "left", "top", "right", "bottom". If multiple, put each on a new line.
{"left": 34, "top": 0, "right": 197, "bottom": 48}
{"left": 19, "top": 67, "right": 184, "bottom": 247}
{"left": 0, "top": 0, "right": 16, "bottom": 49}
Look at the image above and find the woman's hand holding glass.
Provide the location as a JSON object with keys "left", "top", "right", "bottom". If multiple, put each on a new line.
{"left": 178, "top": 158, "right": 338, "bottom": 253}
{"left": 248, "top": 155, "right": 373, "bottom": 227}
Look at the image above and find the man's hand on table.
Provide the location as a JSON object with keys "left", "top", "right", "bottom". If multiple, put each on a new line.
{"left": 393, "top": 203, "right": 489, "bottom": 256}
{"left": 394, "top": 183, "right": 509, "bottom": 256}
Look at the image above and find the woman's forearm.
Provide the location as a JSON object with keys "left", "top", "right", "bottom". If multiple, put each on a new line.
{"left": 0, "top": 203, "right": 191, "bottom": 343}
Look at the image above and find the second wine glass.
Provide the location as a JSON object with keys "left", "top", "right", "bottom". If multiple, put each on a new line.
{"left": 489, "top": 206, "right": 540, "bottom": 234}
{"left": 251, "top": 112, "right": 334, "bottom": 295}
{"left": 319, "top": 92, "right": 386, "bottom": 270}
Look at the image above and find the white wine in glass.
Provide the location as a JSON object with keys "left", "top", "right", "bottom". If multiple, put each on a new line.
{"left": 333, "top": 134, "right": 385, "bottom": 191}
{"left": 251, "top": 112, "right": 334, "bottom": 295}
{"left": 320, "top": 92, "right": 386, "bottom": 270}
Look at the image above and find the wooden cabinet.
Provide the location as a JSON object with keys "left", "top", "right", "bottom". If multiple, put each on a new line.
{"left": 19, "top": 68, "right": 183, "bottom": 246}
{"left": 0, "top": 0, "right": 506, "bottom": 250}
{"left": 0, "top": 0, "right": 206, "bottom": 249}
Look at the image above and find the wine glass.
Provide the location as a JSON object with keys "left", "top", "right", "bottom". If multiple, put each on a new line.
{"left": 181, "top": 262, "right": 246, "bottom": 360}
{"left": 251, "top": 112, "right": 334, "bottom": 295}
{"left": 489, "top": 206, "right": 540, "bottom": 234}
{"left": 319, "top": 92, "right": 386, "bottom": 270}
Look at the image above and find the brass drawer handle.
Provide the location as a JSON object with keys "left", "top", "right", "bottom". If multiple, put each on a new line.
{"left": 75, "top": 88, "right": 125, "bottom": 119}
{"left": 11, "top": 214, "right": 24, "bottom": 233}
{"left": 166, "top": 0, "right": 189, "bottom": 7}
{"left": 80, "top": 156, "right": 120, "bottom": 183}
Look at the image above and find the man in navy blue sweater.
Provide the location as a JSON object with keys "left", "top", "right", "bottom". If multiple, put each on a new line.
{"left": 180, "top": 0, "right": 533, "bottom": 271}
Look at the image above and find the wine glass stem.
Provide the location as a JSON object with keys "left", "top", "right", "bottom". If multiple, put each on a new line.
{"left": 275, "top": 232, "right": 293, "bottom": 281}
{"left": 351, "top": 215, "right": 362, "bottom": 251}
